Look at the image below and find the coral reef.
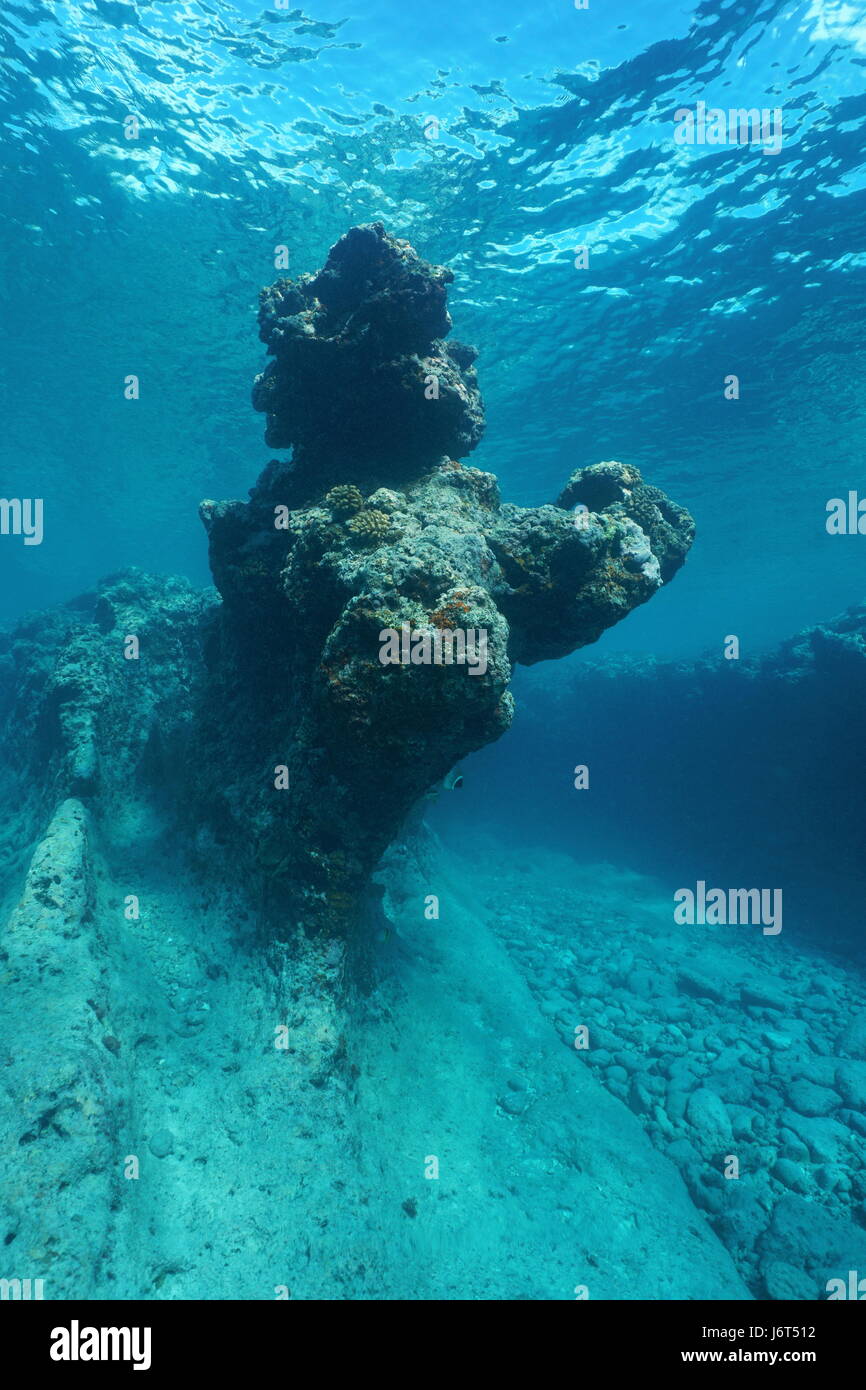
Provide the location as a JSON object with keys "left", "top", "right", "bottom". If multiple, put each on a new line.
{"left": 325, "top": 484, "right": 364, "bottom": 515}
{"left": 200, "top": 222, "right": 695, "bottom": 935}
{"left": 347, "top": 507, "right": 393, "bottom": 540}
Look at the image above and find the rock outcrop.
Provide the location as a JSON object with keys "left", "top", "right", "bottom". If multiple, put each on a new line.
{"left": 199, "top": 223, "right": 695, "bottom": 935}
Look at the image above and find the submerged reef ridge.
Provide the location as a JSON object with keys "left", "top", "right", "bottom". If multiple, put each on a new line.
{"left": 200, "top": 223, "right": 695, "bottom": 935}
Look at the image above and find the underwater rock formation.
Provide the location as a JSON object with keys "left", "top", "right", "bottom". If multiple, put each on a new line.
{"left": 0, "top": 572, "right": 214, "bottom": 852}
{"left": 3, "top": 582, "right": 864, "bottom": 1298}
{"left": 250, "top": 222, "right": 484, "bottom": 485}
{"left": 200, "top": 223, "right": 695, "bottom": 936}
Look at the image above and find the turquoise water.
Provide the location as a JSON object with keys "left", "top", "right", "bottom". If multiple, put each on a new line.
{"left": 3, "top": 0, "right": 866, "bottom": 648}
{"left": 2, "top": 0, "right": 866, "bottom": 1303}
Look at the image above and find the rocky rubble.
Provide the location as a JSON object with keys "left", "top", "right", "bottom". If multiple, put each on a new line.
{"left": 486, "top": 851, "right": 866, "bottom": 1299}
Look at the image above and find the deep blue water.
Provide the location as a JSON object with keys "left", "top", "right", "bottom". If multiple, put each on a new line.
{"left": 2, "top": 0, "right": 866, "bottom": 1310}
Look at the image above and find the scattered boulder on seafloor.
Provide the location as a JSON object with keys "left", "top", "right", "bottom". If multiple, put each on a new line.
{"left": 199, "top": 223, "right": 695, "bottom": 936}
{"left": 148, "top": 1128, "right": 175, "bottom": 1159}
{"left": 686, "top": 1087, "right": 733, "bottom": 1158}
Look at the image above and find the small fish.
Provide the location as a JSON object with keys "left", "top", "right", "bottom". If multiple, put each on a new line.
{"left": 424, "top": 766, "right": 464, "bottom": 799}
